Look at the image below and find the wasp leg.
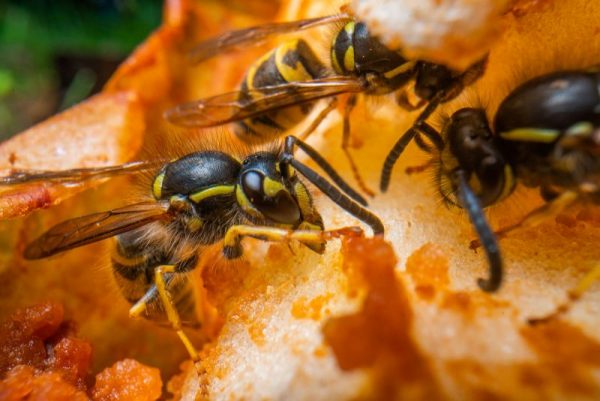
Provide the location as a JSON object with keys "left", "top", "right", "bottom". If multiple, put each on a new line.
{"left": 127, "top": 265, "right": 202, "bottom": 367}
{"left": 469, "top": 191, "right": 578, "bottom": 250}
{"left": 396, "top": 89, "right": 426, "bottom": 111}
{"left": 152, "top": 265, "right": 200, "bottom": 364}
{"left": 296, "top": 221, "right": 324, "bottom": 253}
{"left": 129, "top": 296, "right": 150, "bottom": 319}
{"left": 380, "top": 99, "right": 442, "bottom": 192}
{"left": 529, "top": 264, "right": 600, "bottom": 325}
{"left": 405, "top": 133, "right": 436, "bottom": 174}
{"left": 457, "top": 56, "right": 488, "bottom": 89}
{"left": 418, "top": 122, "right": 444, "bottom": 151}
{"left": 221, "top": 224, "right": 363, "bottom": 259}
{"left": 341, "top": 94, "right": 375, "bottom": 197}
{"left": 405, "top": 158, "right": 434, "bottom": 175}
{"left": 129, "top": 289, "right": 201, "bottom": 364}
{"left": 413, "top": 132, "right": 434, "bottom": 153}
{"left": 298, "top": 97, "right": 338, "bottom": 140}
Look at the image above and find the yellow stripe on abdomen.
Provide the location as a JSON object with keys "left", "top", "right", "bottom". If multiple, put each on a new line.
{"left": 500, "top": 127, "right": 560, "bottom": 143}
{"left": 245, "top": 49, "right": 276, "bottom": 91}
{"left": 275, "top": 39, "right": 314, "bottom": 83}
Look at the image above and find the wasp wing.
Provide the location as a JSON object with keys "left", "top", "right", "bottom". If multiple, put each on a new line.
{"left": 0, "top": 160, "right": 163, "bottom": 186}
{"left": 164, "top": 77, "right": 365, "bottom": 128}
{"left": 189, "top": 14, "right": 351, "bottom": 63}
{"left": 24, "top": 202, "right": 170, "bottom": 259}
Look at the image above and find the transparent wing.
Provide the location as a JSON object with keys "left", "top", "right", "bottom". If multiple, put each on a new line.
{"left": 0, "top": 160, "right": 163, "bottom": 186}
{"left": 189, "top": 14, "right": 351, "bottom": 63}
{"left": 24, "top": 202, "right": 170, "bottom": 259}
{"left": 164, "top": 77, "right": 365, "bottom": 128}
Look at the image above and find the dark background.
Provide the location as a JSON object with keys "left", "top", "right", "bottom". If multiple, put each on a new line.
{"left": 0, "top": 0, "right": 162, "bottom": 140}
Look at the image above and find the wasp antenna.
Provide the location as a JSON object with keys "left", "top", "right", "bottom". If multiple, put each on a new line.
{"left": 285, "top": 157, "right": 384, "bottom": 236}
{"left": 380, "top": 127, "right": 417, "bottom": 192}
{"left": 282, "top": 136, "right": 368, "bottom": 206}
{"left": 455, "top": 170, "right": 503, "bottom": 292}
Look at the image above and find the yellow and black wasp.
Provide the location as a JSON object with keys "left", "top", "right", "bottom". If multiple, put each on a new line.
{"left": 3, "top": 135, "right": 383, "bottom": 364}
{"left": 164, "top": 13, "right": 487, "bottom": 199}
{"left": 401, "top": 69, "right": 600, "bottom": 307}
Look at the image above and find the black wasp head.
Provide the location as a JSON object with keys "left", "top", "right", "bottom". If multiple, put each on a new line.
{"left": 414, "top": 62, "right": 455, "bottom": 101}
{"left": 442, "top": 108, "right": 514, "bottom": 207}
{"left": 352, "top": 22, "right": 406, "bottom": 75}
{"left": 238, "top": 152, "right": 302, "bottom": 226}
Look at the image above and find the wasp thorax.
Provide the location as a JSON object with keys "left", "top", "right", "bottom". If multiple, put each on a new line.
{"left": 152, "top": 152, "right": 241, "bottom": 201}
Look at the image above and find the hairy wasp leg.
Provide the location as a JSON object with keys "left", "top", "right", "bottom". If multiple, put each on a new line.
{"left": 341, "top": 94, "right": 375, "bottom": 197}
{"left": 469, "top": 191, "right": 578, "bottom": 250}
{"left": 282, "top": 135, "right": 368, "bottom": 206}
{"left": 395, "top": 89, "right": 426, "bottom": 111}
{"left": 222, "top": 224, "right": 363, "bottom": 259}
{"left": 154, "top": 265, "right": 200, "bottom": 363}
{"left": 298, "top": 98, "right": 338, "bottom": 141}
{"left": 529, "top": 264, "right": 600, "bottom": 325}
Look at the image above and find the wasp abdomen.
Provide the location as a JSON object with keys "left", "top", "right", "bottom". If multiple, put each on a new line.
{"left": 331, "top": 21, "right": 411, "bottom": 93}
{"left": 495, "top": 71, "right": 600, "bottom": 193}
{"left": 495, "top": 71, "right": 600, "bottom": 137}
{"left": 112, "top": 230, "right": 201, "bottom": 327}
{"left": 236, "top": 39, "right": 327, "bottom": 141}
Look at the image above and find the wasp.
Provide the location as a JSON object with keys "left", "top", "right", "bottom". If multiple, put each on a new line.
{"left": 9, "top": 135, "right": 383, "bottom": 363}
{"left": 402, "top": 69, "right": 600, "bottom": 304}
{"left": 164, "top": 13, "right": 487, "bottom": 199}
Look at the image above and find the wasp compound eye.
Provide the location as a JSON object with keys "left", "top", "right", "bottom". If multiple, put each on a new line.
{"left": 241, "top": 170, "right": 263, "bottom": 200}
{"left": 448, "top": 109, "right": 493, "bottom": 168}
{"left": 241, "top": 170, "right": 301, "bottom": 225}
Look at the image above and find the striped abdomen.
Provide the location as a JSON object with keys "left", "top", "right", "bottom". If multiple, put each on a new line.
{"left": 111, "top": 229, "right": 201, "bottom": 327}
{"left": 235, "top": 38, "right": 327, "bottom": 141}
{"left": 331, "top": 21, "right": 413, "bottom": 95}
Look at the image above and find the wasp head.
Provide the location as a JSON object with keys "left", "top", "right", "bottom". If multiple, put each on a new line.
{"left": 439, "top": 108, "right": 515, "bottom": 207}
{"left": 237, "top": 152, "right": 302, "bottom": 226}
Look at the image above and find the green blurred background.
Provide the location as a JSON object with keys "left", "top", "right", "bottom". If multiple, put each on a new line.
{"left": 0, "top": 0, "right": 162, "bottom": 141}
